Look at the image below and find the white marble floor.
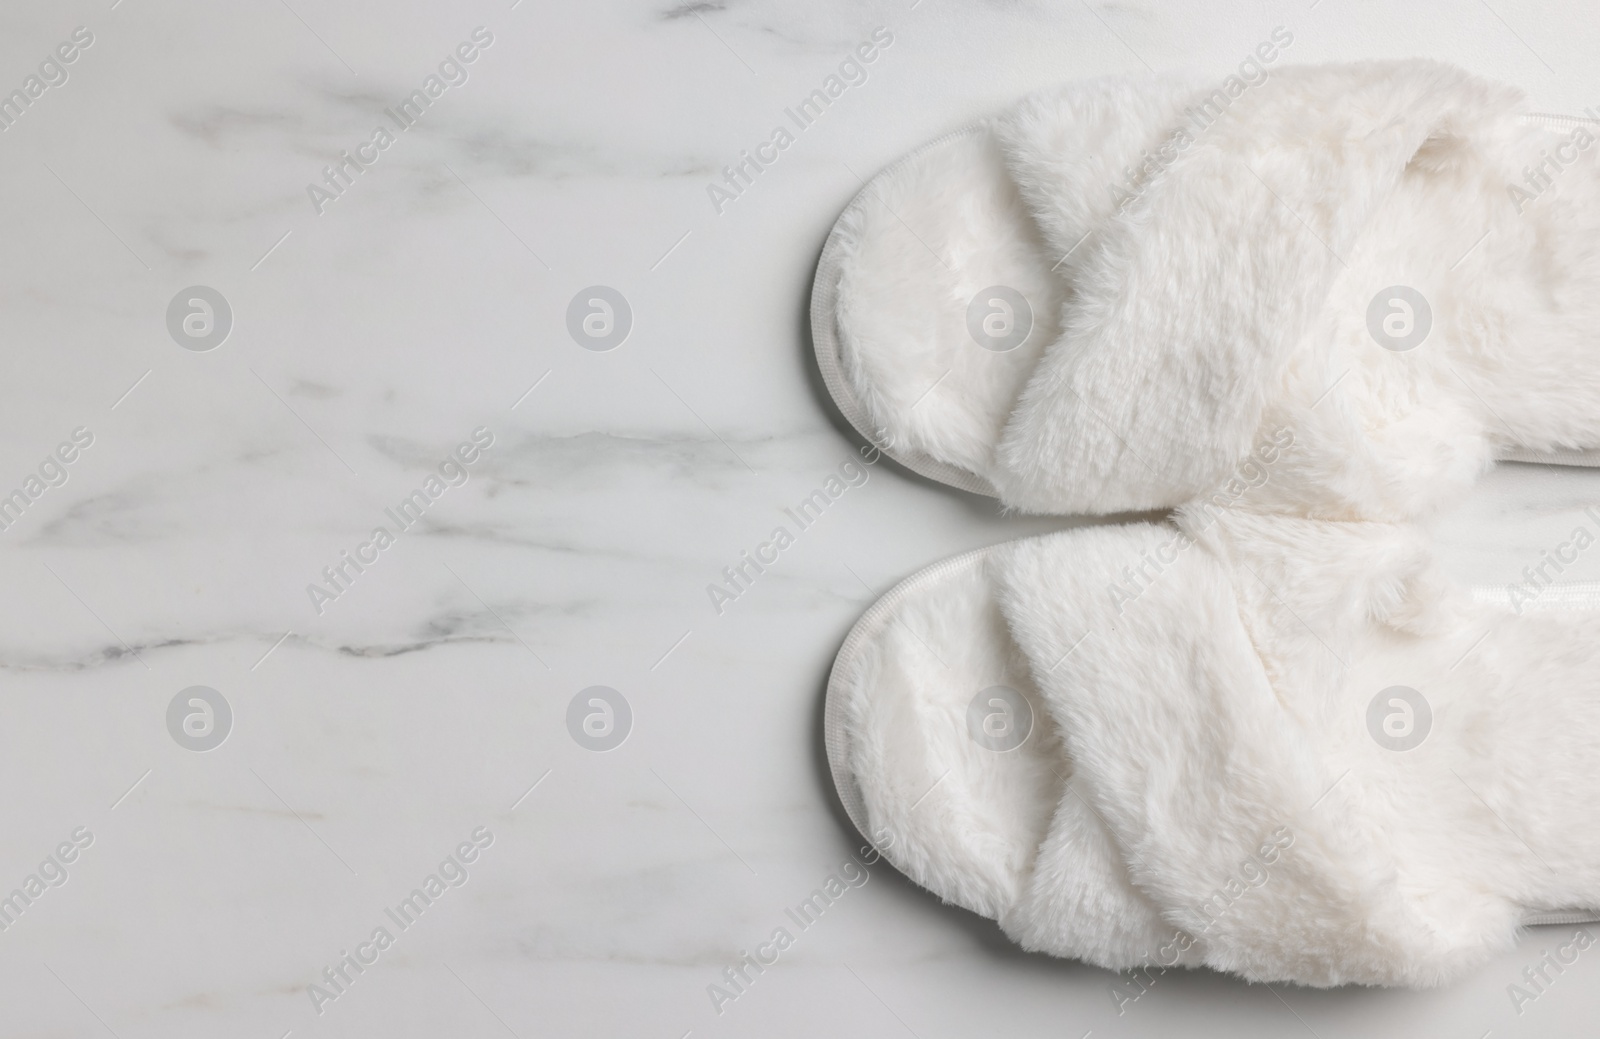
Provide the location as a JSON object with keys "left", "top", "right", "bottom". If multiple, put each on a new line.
{"left": 1, "top": 0, "right": 1599, "bottom": 1036}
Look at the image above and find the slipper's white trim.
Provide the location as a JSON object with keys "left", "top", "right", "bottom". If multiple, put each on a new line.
{"left": 1472, "top": 581, "right": 1600, "bottom": 610}
{"left": 1524, "top": 909, "right": 1600, "bottom": 926}
{"left": 1521, "top": 112, "right": 1600, "bottom": 131}
{"left": 1499, "top": 446, "right": 1600, "bottom": 468}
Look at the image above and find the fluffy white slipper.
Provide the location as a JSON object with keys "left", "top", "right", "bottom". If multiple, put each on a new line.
{"left": 825, "top": 510, "right": 1600, "bottom": 986}
{"left": 813, "top": 59, "right": 1600, "bottom": 519}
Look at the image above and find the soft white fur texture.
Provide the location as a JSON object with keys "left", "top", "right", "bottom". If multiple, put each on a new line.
{"left": 829, "top": 128, "right": 1064, "bottom": 479}
{"left": 824, "top": 61, "right": 1600, "bottom": 518}
{"left": 828, "top": 76, "right": 1199, "bottom": 482}
{"left": 832, "top": 517, "right": 1600, "bottom": 986}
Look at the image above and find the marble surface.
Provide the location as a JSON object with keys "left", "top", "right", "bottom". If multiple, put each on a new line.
{"left": 1, "top": 0, "right": 1599, "bottom": 1036}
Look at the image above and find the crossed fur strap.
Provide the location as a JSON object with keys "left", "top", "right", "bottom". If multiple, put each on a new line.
{"left": 986, "top": 515, "right": 1593, "bottom": 986}
{"left": 985, "top": 61, "right": 1526, "bottom": 514}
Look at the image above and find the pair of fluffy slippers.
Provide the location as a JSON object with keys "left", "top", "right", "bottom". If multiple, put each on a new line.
{"left": 816, "top": 59, "right": 1600, "bottom": 988}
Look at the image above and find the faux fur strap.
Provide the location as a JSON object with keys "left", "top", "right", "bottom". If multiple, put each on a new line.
{"left": 988, "top": 521, "right": 1575, "bottom": 987}
{"left": 989, "top": 61, "right": 1528, "bottom": 514}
